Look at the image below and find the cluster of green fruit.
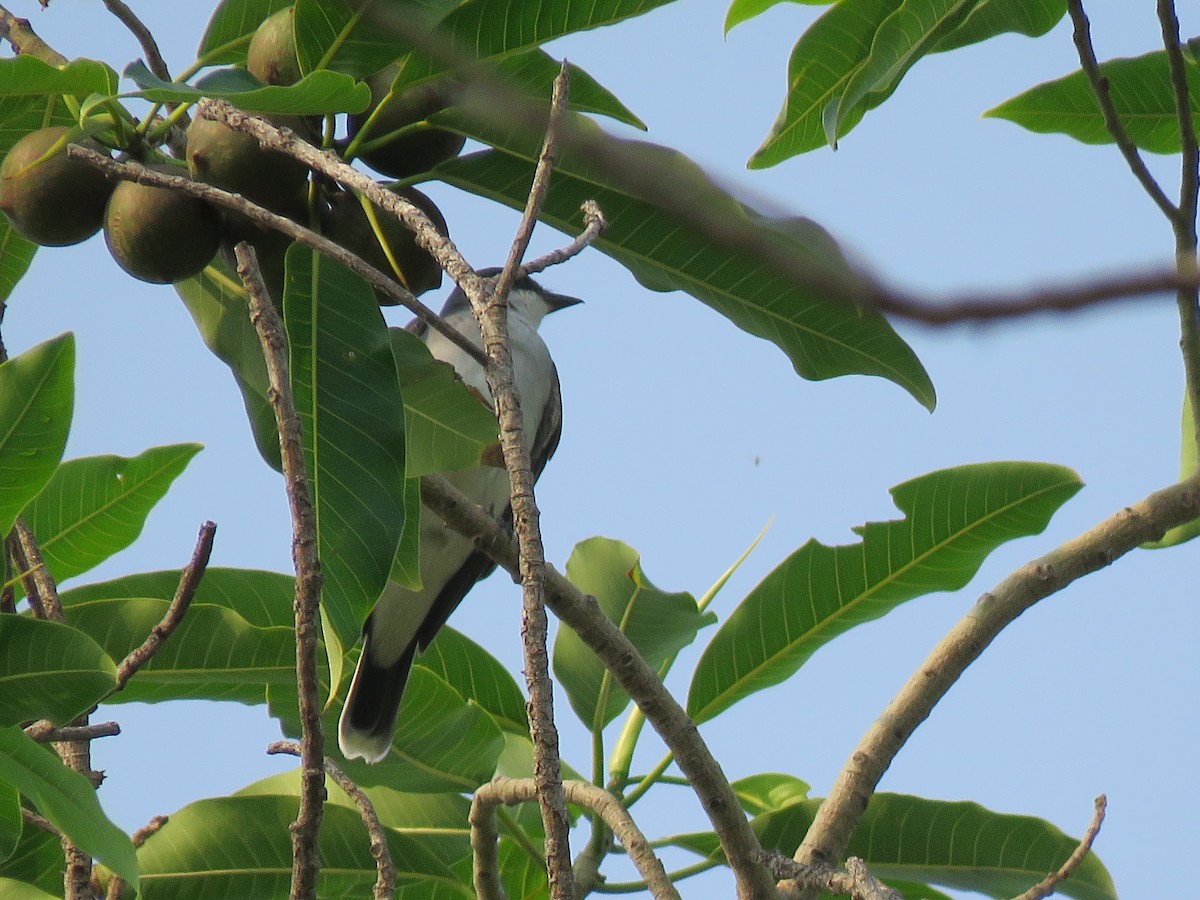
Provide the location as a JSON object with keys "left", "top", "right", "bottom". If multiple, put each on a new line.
{"left": 0, "top": 5, "right": 465, "bottom": 300}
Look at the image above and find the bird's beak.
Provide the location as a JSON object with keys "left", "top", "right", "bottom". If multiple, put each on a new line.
{"left": 544, "top": 290, "right": 584, "bottom": 313}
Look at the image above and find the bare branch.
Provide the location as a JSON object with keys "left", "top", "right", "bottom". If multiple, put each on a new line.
{"left": 789, "top": 474, "right": 1200, "bottom": 889}
{"left": 236, "top": 243, "right": 326, "bottom": 898}
{"left": 270, "top": 741, "right": 396, "bottom": 900}
{"left": 472, "top": 777, "right": 681, "bottom": 900}
{"left": 0, "top": 6, "right": 67, "bottom": 65}
{"left": 100, "top": 0, "right": 169, "bottom": 82}
{"left": 1011, "top": 795, "right": 1107, "bottom": 900}
{"left": 65, "top": 144, "right": 488, "bottom": 368}
{"left": 483, "top": 59, "right": 576, "bottom": 900}
{"left": 420, "top": 474, "right": 778, "bottom": 899}
{"left": 114, "top": 521, "right": 216, "bottom": 690}
{"left": 762, "top": 852, "right": 901, "bottom": 900}
{"left": 1065, "top": 1, "right": 1178, "bottom": 222}
{"left": 522, "top": 200, "right": 606, "bottom": 276}
{"left": 21, "top": 808, "right": 62, "bottom": 840}
{"left": 10, "top": 519, "right": 62, "bottom": 621}
{"left": 25, "top": 721, "right": 120, "bottom": 743}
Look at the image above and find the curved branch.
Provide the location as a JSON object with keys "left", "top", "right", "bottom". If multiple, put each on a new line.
{"left": 787, "top": 473, "right": 1200, "bottom": 893}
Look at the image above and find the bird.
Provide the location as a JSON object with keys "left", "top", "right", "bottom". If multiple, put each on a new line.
{"left": 338, "top": 267, "right": 581, "bottom": 763}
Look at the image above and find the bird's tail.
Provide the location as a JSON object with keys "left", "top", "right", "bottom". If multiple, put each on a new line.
{"left": 337, "top": 633, "right": 416, "bottom": 764}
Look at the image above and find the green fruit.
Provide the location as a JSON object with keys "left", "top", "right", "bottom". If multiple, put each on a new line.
{"left": 104, "top": 169, "right": 221, "bottom": 284}
{"left": 348, "top": 68, "right": 466, "bottom": 179}
{"left": 186, "top": 114, "right": 308, "bottom": 211}
{"left": 247, "top": 6, "right": 302, "bottom": 87}
{"left": 325, "top": 183, "right": 448, "bottom": 300}
{"left": 0, "top": 127, "right": 113, "bottom": 246}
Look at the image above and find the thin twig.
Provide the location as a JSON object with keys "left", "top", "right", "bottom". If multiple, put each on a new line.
{"left": 1156, "top": 0, "right": 1200, "bottom": 461}
{"left": 21, "top": 808, "right": 62, "bottom": 840}
{"left": 787, "top": 473, "right": 1200, "bottom": 893}
{"left": 1065, "top": 0, "right": 1178, "bottom": 223}
{"left": 0, "top": 6, "right": 67, "bottom": 65}
{"left": 100, "top": 0, "right": 169, "bottom": 82}
{"left": 1011, "top": 795, "right": 1107, "bottom": 900}
{"left": 761, "top": 852, "right": 901, "bottom": 900}
{"left": 11, "top": 519, "right": 62, "bottom": 621}
{"left": 65, "top": 144, "right": 488, "bottom": 368}
{"left": 269, "top": 741, "right": 396, "bottom": 900}
{"left": 236, "top": 244, "right": 326, "bottom": 899}
{"left": 522, "top": 200, "right": 606, "bottom": 276}
{"left": 24, "top": 721, "right": 120, "bottom": 743}
{"left": 113, "top": 521, "right": 215, "bottom": 690}
{"left": 481, "top": 59, "right": 575, "bottom": 900}
{"left": 420, "top": 474, "right": 778, "bottom": 899}
{"left": 105, "top": 816, "right": 168, "bottom": 900}
{"left": 472, "top": 778, "right": 681, "bottom": 900}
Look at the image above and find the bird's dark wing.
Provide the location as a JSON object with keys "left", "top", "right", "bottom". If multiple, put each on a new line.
{"left": 413, "top": 364, "right": 564, "bottom": 652}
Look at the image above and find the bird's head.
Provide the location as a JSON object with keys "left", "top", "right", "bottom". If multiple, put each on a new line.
{"left": 443, "top": 267, "right": 582, "bottom": 328}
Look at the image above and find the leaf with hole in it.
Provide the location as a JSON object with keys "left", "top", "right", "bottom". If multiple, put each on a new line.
{"left": 20, "top": 445, "right": 201, "bottom": 585}
{"left": 0, "top": 617, "right": 116, "bottom": 727}
{"left": 389, "top": 327, "right": 497, "bottom": 479}
{"left": 283, "top": 245, "right": 408, "bottom": 651}
{"left": 0, "top": 727, "right": 137, "bottom": 886}
{"left": 176, "top": 260, "right": 280, "bottom": 471}
{"left": 555, "top": 537, "right": 713, "bottom": 731}
{"left": 0, "top": 333, "right": 74, "bottom": 537}
{"left": 687, "top": 462, "right": 1082, "bottom": 724}
{"left": 436, "top": 118, "right": 935, "bottom": 408}
{"left": 137, "top": 795, "right": 455, "bottom": 897}
{"left": 987, "top": 49, "right": 1200, "bottom": 155}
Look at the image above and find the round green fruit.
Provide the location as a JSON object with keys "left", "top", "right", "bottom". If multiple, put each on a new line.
{"left": 325, "top": 183, "right": 448, "bottom": 300}
{"left": 248, "top": 6, "right": 302, "bottom": 87}
{"left": 0, "top": 127, "right": 113, "bottom": 246}
{"left": 348, "top": 68, "right": 466, "bottom": 179}
{"left": 186, "top": 114, "right": 308, "bottom": 211}
{"left": 104, "top": 169, "right": 221, "bottom": 284}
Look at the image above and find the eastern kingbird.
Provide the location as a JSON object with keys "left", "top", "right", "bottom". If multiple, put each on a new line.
{"left": 338, "top": 268, "right": 580, "bottom": 763}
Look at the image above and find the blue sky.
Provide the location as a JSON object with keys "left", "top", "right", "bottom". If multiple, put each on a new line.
{"left": 5, "top": 1, "right": 1198, "bottom": 897}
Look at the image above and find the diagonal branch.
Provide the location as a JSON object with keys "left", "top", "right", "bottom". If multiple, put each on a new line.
{"left": 236, "top": 243, "right": 326, "bottom": 899}
{"left": 100, "top": 0, "right": 169, "bottom": 82}
{"left": 786, "top": 473, "right": 1200, "bottom": 896}
{"left": 1011, "top": 795, "right": 1106, "bottom": 900}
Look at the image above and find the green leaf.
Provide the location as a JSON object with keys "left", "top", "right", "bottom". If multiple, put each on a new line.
{"left": 725, "top": 0, "right": 834, "bottom": 36}
{"left": 0, "top": 617, "right": 117, "bottom": 726}
{"left": 986, "top": 50, "right": 1200, "bottom": 155}
{"left": 419, "top": 627, "right": 528, "bottom": 734}
{"left": 0, "top": 220, "right": 36, "bottom": 303}
{"left": 0, "top": 57, "right": 118, "bottom": 99}
{"left": 0, "top": 878, "right": 60, "bottom": 899}
{"left": 436, "top": 126, "right": 935, "bottom": 407}
{"left": 61, "top": 567, "right": 295, "bottom": 628}
{"left": 20, "top": 445, "right": 202, "bottom": 585}
{"left": 137, "top": 795, "right": 462, "bottom": 897}
{"left": 273, "top": 665, "right": 504, "bottom": 792}
{"left": 555, "top": 537, "right": 713, "bottom": 731}
{"left": 175, "top": 260, "right": 281, "bottom": 471}
{"left": 198, "top": 0, "right": 293, "bottom": 65}
{"left": 283, "top": 245, "right": 408, "bottom": 651}
{"left": 0, "top": 727, "right": 137, "bottom": 886}
{"left": 0, "top": 784, "right": 19, "bottom": 864}
{"left": 123, "top": 60, "right": 370, "bottom": 115}
{"left": 687, "top": 462, "right": 1082, "bottom": 724}
{"left": 731, "top": 773, "right": 810, "bottom": 816}
{"left": 752, "top": 794, "right": 1116, "bottom": 900}
{"left": 491, "top": 50, "right": 645, "bottom": 130}
{"left": 0, "top": 333, "right": 74, "bottom": 537}
{"left": 294, "top": 0, "right": 421, "bottom": 79}
{"left": 63, "top": 598, "right": 296, "bottom": 705}
{"left": 390, "top": 327, "right": 498, "bottom": 478}
{"left": 1145, "top": 393, "right": 1200, "bottom": 548}
{"left": 935, "top": 0, "right": 1066, "bottom": 52}
{"left": 389, "top": 477, "right": 423, "bottom": 590}
{"left": 0, "top": 824, "right": 60, "bottom": 894}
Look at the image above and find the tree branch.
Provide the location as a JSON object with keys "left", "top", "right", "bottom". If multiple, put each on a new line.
{"left": 24, "top": 721, "right": 120, "bottom": 743}
{"left": 420, "top": 474, "right": 778, "bottom": 900}
{"left": 761, "top": 853, "right": 901, "bottom": 900}
{"left": 10, "top": 519, "right": 62, "bottom": 621}
{"left": 522, "top": 200, "right": 606, "bottom": 276}
{"left": 65, "top": 144, "right": 489, "bottom": 369}
{"left": 113, "top": 521, "right": 215, "bottom": 691}
{"left": 471, "top": 777, "right": 681, "bottom": 900}
{"left": 1011, "top": 795, "right": 1106, "bottom": 900}
{"left": 787, "top": 473, "right": 1200, "bottom": 893}
{"left": 269, "top": 741, "right": 396, "bottom": 900}
{"left": 104, "top": 816, "right": 168, "bottom": 900}
{"left": 0, "top": 6, "right": 67, "bottom": 65}
{"left": 483, "top": 59, "right": 575, "bottom": 900}
{"left": 236, "top": 243, "right": 326, "bottom": 899}
{"left": 100, "top": 0, "right": 169, "bottom": 82}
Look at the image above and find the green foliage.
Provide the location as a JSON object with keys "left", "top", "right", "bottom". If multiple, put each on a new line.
{"left": 988, "top": 50, "right": 1200, "bottom": 154}
{"left": 0, "top": 617, "right": 116, "bottom": 726}
{"left": 282, "top": 246, "right": 408, "bottom": 651}
{"left": 0, "top": 334, "right": 74, "bottom": 537}
{"left": 687, "top": 462, "right": 1082, "bottom": 724}
{"left": 0, "top": 728, "right": 137, "bottom": 886}
{"left": 0, "top": 58, "right": 118, "bottom": 100}
{"left": 418, "top": 627, "right": 529, "bottom": 734}
{"left": 0, "top": 785, "right": 18, "bottom": 864}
